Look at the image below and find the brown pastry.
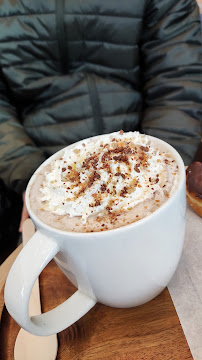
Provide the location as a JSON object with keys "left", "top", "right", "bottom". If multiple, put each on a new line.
{"left": 186, "top": 161, "right": 202, "bottom": 217}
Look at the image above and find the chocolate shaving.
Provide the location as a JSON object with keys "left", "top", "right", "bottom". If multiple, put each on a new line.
{"left": 113, "top": 155, "right": 128, "bottom": 162}
{"left": 87, "top": 171, "right": 101, "bottom": 189}
{"left": 106, "top": 206, "right": 111, "bottom": 211}
{"left": 100, "top": 183, "right": 107, "bottom": 191}
{"left": 82, "top": 155, "right": 99, "bottom": 170}
{"left": 140, "top": 146, "right": 149, "bottom": 152}
{"left": 112, "top": 146, "right": 124, "bottom": 153}
{"left": 115, "top": 172, "right": 126, "bottom": 179}
{"left": 120, "top": 187, "right": 128, "bottom": 197}
{"left": 134, "top": 164, "right": 140, "bottom": 173}
{"left": 94, "top": 172, "right": 101, "bottom": 179}
{"left": 101, "top": 153, "right": 111, "bottom": 162}
{"left": 123, "top": 146, "right": 132, "bottom": 155}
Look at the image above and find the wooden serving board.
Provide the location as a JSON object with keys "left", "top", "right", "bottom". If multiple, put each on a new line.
{"left": 0, "top": 259, "right": 193, "bottom": 360}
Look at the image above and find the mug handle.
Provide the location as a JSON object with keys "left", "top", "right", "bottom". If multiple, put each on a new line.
{"left": 4, "top": 231, "right": 96, "bottom": 336}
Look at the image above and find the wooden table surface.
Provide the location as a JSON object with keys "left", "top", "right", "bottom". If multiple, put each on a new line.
{"left": 0, "top": 250, "right": 193, "bottom": 360}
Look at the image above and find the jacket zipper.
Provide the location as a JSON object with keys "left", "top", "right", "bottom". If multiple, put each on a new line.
{"left": 56, "top": 0, "right": 68, "bottom": 74}
{"left": 87, "top": 74, "right": 104, "bottom": 134}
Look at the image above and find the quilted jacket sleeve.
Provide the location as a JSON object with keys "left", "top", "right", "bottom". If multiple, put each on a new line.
{"left": 141, "top": 0, "right": 202, "bottom": 165}
{"left": 0, "top": 73, "right": 46, "bottom": 193}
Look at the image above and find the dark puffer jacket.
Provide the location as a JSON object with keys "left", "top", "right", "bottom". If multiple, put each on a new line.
{"left": 0, "top": 0, "right": 201, "bottom": 193}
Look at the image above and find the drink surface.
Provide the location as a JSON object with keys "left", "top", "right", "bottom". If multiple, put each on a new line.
{"left": 30, "top": 131, "right": 179, "bottom": 232}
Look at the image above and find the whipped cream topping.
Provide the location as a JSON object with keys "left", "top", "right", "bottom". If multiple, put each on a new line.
{"left": 39, "top": 131, "right": 178, "bottom": 222}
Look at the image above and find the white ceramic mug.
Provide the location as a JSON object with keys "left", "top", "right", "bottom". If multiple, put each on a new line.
{"left": 5, "top": 135, "right": 186, "bottom": 336}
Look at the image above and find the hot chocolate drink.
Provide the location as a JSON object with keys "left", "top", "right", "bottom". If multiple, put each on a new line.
{"left": 30, "top": 131, "right": 179, "bottom": 232}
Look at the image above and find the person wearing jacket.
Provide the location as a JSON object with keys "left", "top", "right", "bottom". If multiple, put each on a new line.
{"left": 0, "top": 0, "right": 201, "bottom": 236}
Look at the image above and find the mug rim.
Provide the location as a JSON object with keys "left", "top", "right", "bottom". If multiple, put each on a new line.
{"left": 25, "top": 133, "right": 186, "bottom": 237}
